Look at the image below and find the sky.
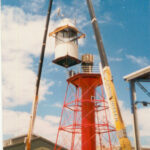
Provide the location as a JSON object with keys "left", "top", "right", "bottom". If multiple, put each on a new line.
{"left": 1, "top": 0, "right": 150, "bottom": 148}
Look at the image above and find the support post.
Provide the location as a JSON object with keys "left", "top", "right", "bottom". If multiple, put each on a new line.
{"left": 130, "top": 81, "right": 140, "bottom": 150}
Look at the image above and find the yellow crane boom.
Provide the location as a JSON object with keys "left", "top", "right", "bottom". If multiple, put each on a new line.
{"left": 25, "top": 0, "right": 53, "bottom": 149}
{"left": 86, "top": 0, "right": 132, "bottom": 149}
{"left": 100, "top": 65, "right": 132, "bottom": 149}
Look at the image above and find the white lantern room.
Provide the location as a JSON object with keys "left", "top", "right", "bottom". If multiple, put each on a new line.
{"left": 49, "top": 18, "right": 85, "bottom": 68}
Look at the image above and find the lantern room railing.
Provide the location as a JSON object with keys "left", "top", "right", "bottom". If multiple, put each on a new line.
{"left": 67, "top": 65, "right": 100, "bottom": 78}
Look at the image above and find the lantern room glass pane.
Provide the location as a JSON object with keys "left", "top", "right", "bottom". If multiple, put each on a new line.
{"left": 56, "top": 28, "right": 78, "bottom": 45}
{"left": 57, "top": 32, "right": 63, "bottom": 38}
{"left": 63, "top": 31, "right": 69, "bottom": 38}
{"left": 69, "top": 30, "right": 77, "bottom": 38}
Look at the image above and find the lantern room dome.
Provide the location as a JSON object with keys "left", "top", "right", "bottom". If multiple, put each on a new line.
{"left": 57, "top": 18, "right": 76, "bottom": 29}
{"left": 49, "top": 18, "right": 80, "bottom": 37}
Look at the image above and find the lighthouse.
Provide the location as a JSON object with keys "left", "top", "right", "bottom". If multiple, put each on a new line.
{"left": 50, "top": 19, "right": 117, "bottom": 150}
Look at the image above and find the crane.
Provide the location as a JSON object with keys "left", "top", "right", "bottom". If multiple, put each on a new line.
{"left": 86, "top": 0, "right": 132, "bottom": 149}
{"left": 25, "top": 0, "right": 53, "bottom": 150}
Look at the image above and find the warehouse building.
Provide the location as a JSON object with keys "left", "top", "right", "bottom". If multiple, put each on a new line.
{"left": 3, "top": 134, "right": 150, "bottom": 150}
{"left": 3, "top": 134, "right": 67, "bottom": 150}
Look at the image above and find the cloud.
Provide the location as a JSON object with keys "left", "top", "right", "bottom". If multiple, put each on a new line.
{"left": 118, "top": 100, "right": 150, "bottom": 146}
{"left": 103, "top": 99, "right": 150, "bottom": 146}
{"left": 137, "top": 107, "right": 150, "bottom": 137}
{"left": 53, "top": 1, "right": 89, "bottom": 32}
{"left": 1, "top": 6, "right": 56, "bottom": 107}
{"left": 118, "top": 100, "right": 132, "bottom": 127}
{"left": 52, "top": 0, "right": 111, "bottom": 32}
{"left": 93, "top": 54, "right": 100, "bottom": 65}
{"left": 126, "top": 54, "right": 149, "bottom": 67}
{"left": 3, "top": 109, "right": 72, "bottom": 148}
{"left": 2, "top": 6, "right": 56, "bottom": 57}
{"left": 98, "top": 13, "right": 112, "bottom": 24}
{"left": 3, "top": 109, "right": 59, "bottom": 142}
{"left": 47, "top": 67, "right": 58, "bottom": 73}
{"left": 1, "top": 4, "right": 86, "bottom": 108}
{"left": 21, "top": 0, "right": 46, "bottom": 13}
{"left": 51, "top": 102, "right": 62, "bottom": 108}
{"left": 117, "top": 48, "right": 124, "bottom": 54}
{"left": 44, "top": 115, "right": 60, "bottom": 124}
{"left": 78, "top": 38, "right": 85, "bottom": 46}
{"left": 93, "top": 54, "right": 122, "bottom": 64}
{"left": 108, "top": 57, "right": 123, "bottom": 62}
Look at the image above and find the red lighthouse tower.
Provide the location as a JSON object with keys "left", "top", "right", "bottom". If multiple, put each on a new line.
{"left": 54, "top": 54, "right": 117, "bottom": 150}
{"left": 68, "top": 73, "right": 100, "bottom": 150}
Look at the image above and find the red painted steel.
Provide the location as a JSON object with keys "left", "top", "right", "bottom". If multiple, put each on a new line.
{"left": 70, "top": 74, "right": 100, "bottom": 150}
{"left": 81, "top": 84, "right": 96, "bottom": 150}
{"left": 54, "top": 73, "right": 117, "bottom": 150}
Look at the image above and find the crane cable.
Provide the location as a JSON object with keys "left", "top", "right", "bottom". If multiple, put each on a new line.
{"left": 25, "top": 0, "right": 53, "bottom": 150}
